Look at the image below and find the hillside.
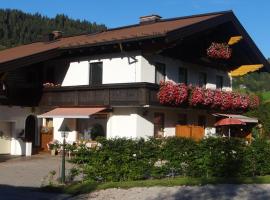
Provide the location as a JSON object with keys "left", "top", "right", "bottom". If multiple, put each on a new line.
{"left": 0, "top": 9, "right": 107, "bottom": 50}
{"left": 232, "top": 59, "right": 270, "bottom": 94}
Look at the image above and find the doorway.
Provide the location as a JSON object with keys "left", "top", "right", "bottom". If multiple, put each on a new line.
{"left": 25, "top": 115, "right": 37, "bottom": 146}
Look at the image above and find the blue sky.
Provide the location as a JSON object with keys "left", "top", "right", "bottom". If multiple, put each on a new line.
{"left": 0, "top": 0, "right": 269, "bottom": 58}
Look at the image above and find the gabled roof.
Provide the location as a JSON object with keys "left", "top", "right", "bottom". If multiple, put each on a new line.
{"left": 0, "top": 10, "right": 269, "bottom": 71}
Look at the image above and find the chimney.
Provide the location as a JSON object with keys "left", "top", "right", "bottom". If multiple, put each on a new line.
{"left": 140, "top": 14, "right": 162, "bottom": 24}
{"left": 46, "top": 31, "right": 63, "bottom": 42}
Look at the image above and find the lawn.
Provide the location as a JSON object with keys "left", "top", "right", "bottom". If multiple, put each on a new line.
{"left": 43, "top": 176, "right": 270, "bottom": 195}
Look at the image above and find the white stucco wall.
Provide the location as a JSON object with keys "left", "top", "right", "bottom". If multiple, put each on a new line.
{"left": 106, "top": 108, "right": 138, "bottom": 138}
{"left": 0, "top": 106, "right": 33, "bottom": 155}
{"left": 135, "top": 108, "right": 154, "bottom": 138}
{"left": 106, "top": 107, "right": 216, "bottom": 139}
{"left": 140, "top": 107, "right": 216, "bottom": 138}
{"left": 140, "top": 56, "right": 156, "bottom": 83}
{"left": 61, "top": 52, "right": 232, "bottom": 91}
{"left": 52, "top": 118, "right": 77, "bottom": 144}
{"left": 61, "top": 52, "right": 142, "bottom": 87}
{"left": 142, "top": 54, "right": 232, "bottom": 90}
{"left": 101, "top": 52, "right": 141, "bottom": 84}
{"left": 62, "top": 61, "right": 90, "bottom": 86}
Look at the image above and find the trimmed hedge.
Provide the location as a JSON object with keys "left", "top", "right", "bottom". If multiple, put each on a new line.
{"left": 70, "top": 137, "right": 270, "bottom": 182}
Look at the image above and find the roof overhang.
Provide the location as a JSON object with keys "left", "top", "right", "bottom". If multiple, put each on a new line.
{"left": 213, "top": 113, "right": 258, "bottom": 123}
{"left": 38, "top": 107, "right": 107, "bottom": 118}
{"left": 164, "top": 12, "right": 270, "bottom": 72}
{"left": 0, "top": 11, "right": 268, "bottom": 72}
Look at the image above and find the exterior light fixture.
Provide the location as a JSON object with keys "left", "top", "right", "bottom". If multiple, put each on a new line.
{"left": 58, "top": 123, "right": 71, "bottom": 183}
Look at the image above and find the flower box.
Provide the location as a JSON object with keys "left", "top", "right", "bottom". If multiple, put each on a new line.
{"left": 157, "top": 81, "right": 259, "bottom": 111}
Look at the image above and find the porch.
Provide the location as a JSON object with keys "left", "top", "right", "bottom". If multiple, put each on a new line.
{"left": 38, "top": 107, "right": 109, "bottom": 152}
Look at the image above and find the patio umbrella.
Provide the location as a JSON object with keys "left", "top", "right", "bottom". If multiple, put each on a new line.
{"left": 214, "top": 118, "right": 246, "bottom": 138}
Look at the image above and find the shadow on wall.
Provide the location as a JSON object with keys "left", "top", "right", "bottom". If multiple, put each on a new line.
{"left": 11, "top": 138, "right": 26, "bottom": 155}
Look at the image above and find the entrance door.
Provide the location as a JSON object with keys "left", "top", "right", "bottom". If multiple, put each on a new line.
{"left": 25, "top": 115, "right": 37, "bottom": 146}
{"left": 0, "top": 122, "right": 12, "bottom": 154}
{"left": 154, "top": 113, "right": 164, "bottom": 137}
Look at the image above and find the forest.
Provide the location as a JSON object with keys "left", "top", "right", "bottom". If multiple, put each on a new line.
{"left": 0, "top": 9, "right": 106, "bottom": 50}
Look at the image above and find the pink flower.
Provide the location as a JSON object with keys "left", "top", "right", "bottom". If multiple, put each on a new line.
{"left": 207, "top": 42, "right": 232, "bottom": 60}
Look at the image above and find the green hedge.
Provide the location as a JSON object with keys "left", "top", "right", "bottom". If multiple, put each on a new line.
{"left": 70, "top": 137, "right": 270, "bottom": 182}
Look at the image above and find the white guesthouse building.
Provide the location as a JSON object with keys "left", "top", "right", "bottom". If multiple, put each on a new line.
{"left": 0, "top": 11, "right": 267, "bottom": 155}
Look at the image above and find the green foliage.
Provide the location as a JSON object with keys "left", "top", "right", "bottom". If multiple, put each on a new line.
{"left": 91, "top": 124, "right": 105, "bottom": 140}
{"left": 0, "top": 9, "right": 106, "bottom": 50}
{"left": 233, "top": 71, "right": 270, "bottom": 93}
{"left": 261, "top": 91, "right": 270, "bottom": 102}
{"left": 246, "top": 102, "right": 270, "bottom": 136}
{"left": 197, "top": 138, "right": 245, "bottom": 177}
{"left": 243, "top": 139, "right": 270, "bottom": 176}
{"left": 70, "top": 137, "right": 270, "bottom": 183}
{"left": 160, "top": 137, "right": 198, "bottom": 177}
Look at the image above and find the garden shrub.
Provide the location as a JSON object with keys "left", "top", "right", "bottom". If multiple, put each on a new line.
{"left": 242, "top": 139, "right": 270, "bottom": 176}
{"left": 197, "top": 137, "right": 246, "bottom": 177}
{"left": 160, "top": 137, "right": 198, "bottom": 177}
{"left": 70, "top": 136, "right": 270, "bottom": 182}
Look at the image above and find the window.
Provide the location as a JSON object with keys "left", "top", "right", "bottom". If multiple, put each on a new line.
{"left": 89, "top": 62, "right": 103, "bottom": 85}
{"left": 198, "top": 72, "right": 207, "bottom": 87}
{"left": 178, "top": 68, "right": 187, "bottom": 84}
{"left": 154, "top": 113, "right": 165, "bottom": 137}
{"left": 216, "top": 75, "right": 223, "bottom": 90}
{"left": 198, "top": 115, "right": 206, "bottom": 127}
{"left": 155, "top": 63, "right": 166, "bottom": 84}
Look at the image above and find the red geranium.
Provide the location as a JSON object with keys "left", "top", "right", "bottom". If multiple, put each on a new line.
{"left": 207, "top": 42, "right": 232, "bottom": 60}
{"left": 189, "top": 87, "right": 204, "bottom": 106}
{"left": 212, "top": 90, "right": 222, "bottom": 109}
{"left": 203, "top": 89, "right": 215, "bottom": 106}
{"left": 157, "top": 81, "right": 188, "bottom": 106}
{"left": 221, "top": 91, "right": 233, "bottom": 110}
{"left": 157, "top": 81, "right": 259, "bottom": 111}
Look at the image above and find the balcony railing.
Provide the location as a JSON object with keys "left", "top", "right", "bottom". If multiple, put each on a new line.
{"left": 39, "top": 82, "right": 159, "bottom": 107}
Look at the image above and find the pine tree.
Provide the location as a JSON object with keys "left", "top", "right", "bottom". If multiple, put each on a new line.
{"left": 0, "top": 9, "right": 107, "bottom": 50}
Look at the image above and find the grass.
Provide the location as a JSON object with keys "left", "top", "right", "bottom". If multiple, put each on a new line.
{"left": 261, "top": 91, "right": 270, "bottom": 102}
{"left": 42, "top": 176, "right": 270, "bottom": 195}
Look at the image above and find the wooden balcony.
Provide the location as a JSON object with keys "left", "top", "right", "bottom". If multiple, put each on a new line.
{"left": 39, "top": 82, "right": 160, "bottom": 107}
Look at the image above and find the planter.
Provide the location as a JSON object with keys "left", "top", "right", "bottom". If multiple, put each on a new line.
{"left": 51, "top": 149, "right": 57, "bottom": 156}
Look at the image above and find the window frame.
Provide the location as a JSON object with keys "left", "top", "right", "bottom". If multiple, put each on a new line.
{"left": 155, "top": 62, "right": 166, "bottom": 84}
{"left": 216, "top": 75, "right": 223, "bottom": 90}
{"left": 89, "top": 62, "right": 103, "bottom": 85}
{"left": 198, "top": 72, "right": 207, "bottom": 88}
{"left": 178, "top": 67, "right": 188, "bottom": 84}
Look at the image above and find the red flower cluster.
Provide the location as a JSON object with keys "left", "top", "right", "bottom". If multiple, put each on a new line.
{"left": 157, "top": 81, "right": 259, "bottom": 111}
{"left": 207, "top": 42, "right": 232, "bottom": 60}
{"left": 157, "top": 81, "right": 188, "bottom": 106}
{"left": 189, "top": 87, "right": 204, "bottom": 106}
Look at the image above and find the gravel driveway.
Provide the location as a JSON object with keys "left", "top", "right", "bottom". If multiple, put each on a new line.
{"left": 73, "top": 184, "right": 270, "bottom": 200}
{"left": 0, "top": 154, "right": 71, "bottom": 200}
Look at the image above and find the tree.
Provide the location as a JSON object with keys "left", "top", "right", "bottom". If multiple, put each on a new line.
{"left": 0, "top": 9, "right": 107, "bottom": 50}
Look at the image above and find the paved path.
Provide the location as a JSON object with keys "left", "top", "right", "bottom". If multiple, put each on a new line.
{"left": 74, "top": 184, "right": 270, "bottom": 200}
{"left": 0, "top": 154, "right": 71, "bottom": 200}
